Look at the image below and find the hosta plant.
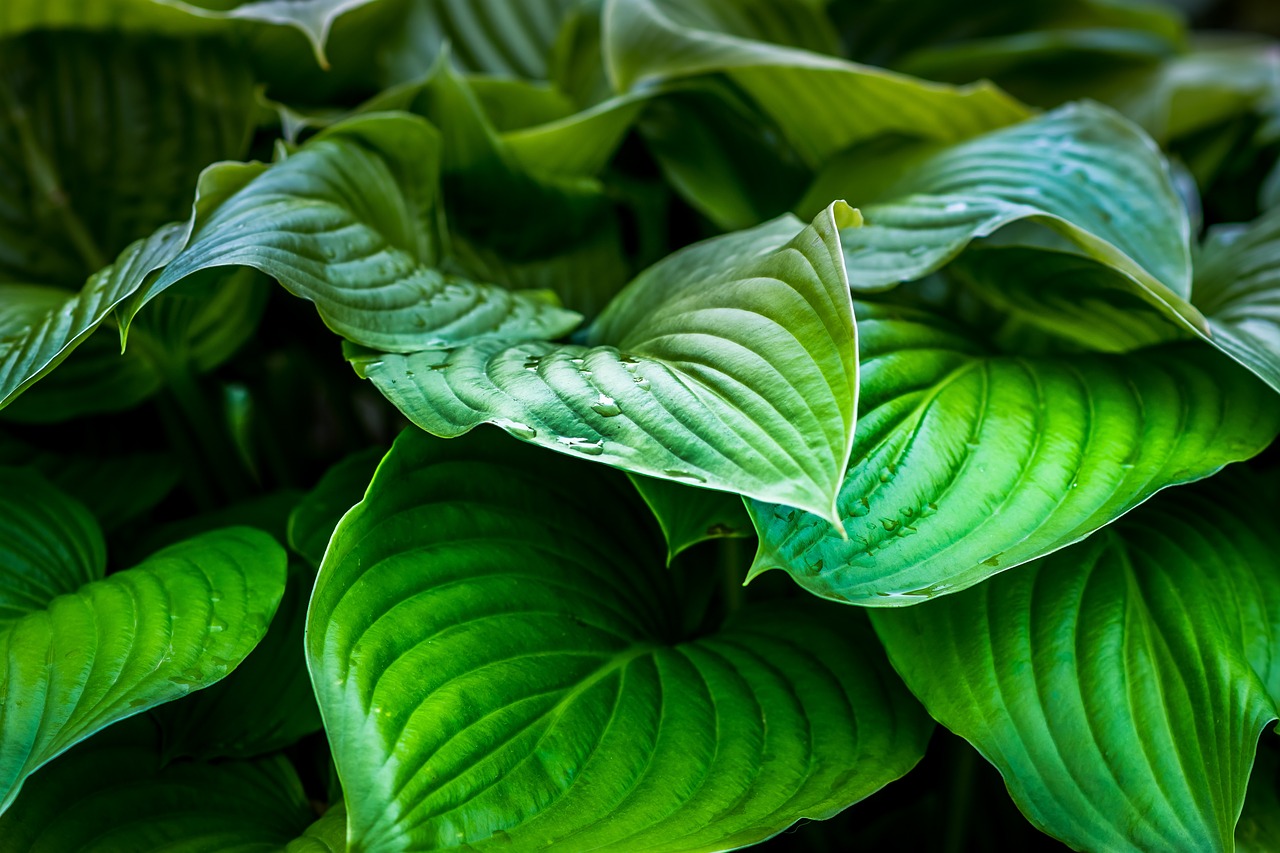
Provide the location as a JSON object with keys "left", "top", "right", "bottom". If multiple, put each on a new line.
{"left": 3, "top": 0, "right": 1280, "bottom": 851}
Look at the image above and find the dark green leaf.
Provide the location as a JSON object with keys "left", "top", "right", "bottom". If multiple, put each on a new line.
{"left": 288, "top": 447, "right": 383, "bottom": 568}
{"left": 628, "top": 472, "right": 753, "bottom": 564}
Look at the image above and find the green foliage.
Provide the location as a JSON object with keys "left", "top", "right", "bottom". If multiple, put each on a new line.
{"left": 3, "top": 0, "right": 1280, "bottom": 850}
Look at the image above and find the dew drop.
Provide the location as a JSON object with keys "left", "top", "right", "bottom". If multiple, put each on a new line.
{"left": 494, "top": 418, "right": 537, "bottom": 439}
{"left": 208, "top": 615, "right": 228, "bottom": 634}
{"left": 590, "top": 393, "right": 621, "bottom": 417}
{"left": 523, "top": 356, "right": 542, "bottom": 372}
{"left": 663, "top": 469, "right": 707, "bottom": 484}
{"left": 944, "top": 201, "right": 968, "bottom": 214}
{"left": 557, "top": 436, "right": 605, "bottom": 456}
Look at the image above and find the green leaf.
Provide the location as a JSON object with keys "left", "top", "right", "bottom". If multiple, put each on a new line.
{"left": 1192, "top": 207, "right": 1280, "bottom": 394}
{"left": 307, "top": 428, "right": 932, "bottom": 852}
{"left": 0, "top": 224, "right": 185, "bottom": 412}
{"left": 0, "top": 32, "right": 255, "bottom": 285}
{"left": 628, "top": 473, "right": 753, "bottom": 564}
{"left": 605, "top": 0, "right": 1030, "bottom": 171}
{"left": 154, "top": 562, "right": 322, "bottom": 761}
{"left": 1238, "top": 741, "right": 1280, "bottom": 853}
{"left": 0, "top": 435, "right": 179, "bottom": 531}
{"left": 123, "top": 113, "right": 582, "bottom": 353}
{"left": 804, "top": 102, "right": 1198, "bottom": 304}
{"left": 871, "top": 471, "right": 1280, "bottom": 852}
{"left": 0, "top": 470, "right": 288, "bottom": 812}
{"left": 349, "top": 202, "right": 859, "bottom": 525}
{"left": 154, "top": 0, "right": 378, "bottom": 66}
{"left": 0, "top": 719, "right": 334, "bottom": 850}
{"left": 288, "top": 447, "right": 383, "bottom": 568}
{"left": 748, "top": 298, "right": 1280, "bottom": 603}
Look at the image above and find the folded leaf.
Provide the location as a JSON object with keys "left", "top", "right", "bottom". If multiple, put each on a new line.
{"left": 0, "top": 720, "right": 337, "bottom": 851}
{"left": 748, "top": 299, "right": 1280, "bottom": 603}
{"left": 628, "top": 473, "right": 753, "bottom": 563}
{"left": 805, "top": 102, "right": 1196, "bottom": 302}
{"left": 606, "top": 0, "right": 1029, "bottom": 170}
{"left": 123, "top": 113, "right": 581, "bottom": 353}
{"left": 349, "top": 202, "right": 859, "bottom": 524}
{"left": 872, "top": 471, "right": 1280, "bottom": 852}
{"left": 307, "top": 428, "right": 932, "bottom": 852}
{"left": 0, "top": 471, "right": 287, "bottom": 813}
{"left": 1193, "top": 207, "right": 1280, "bottom": 394}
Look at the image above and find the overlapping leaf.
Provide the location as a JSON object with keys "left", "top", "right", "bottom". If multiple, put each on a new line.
{"left": 628, "top": 473, "right": 753, "bottom": 563}
{"left": 0, "top": 471, "right": 287, "bottom": 812}
{"left": 307, "top": 429, "right": 932, "bottom": 852}
{"left": 0, "top": 720, "right": 339, "bottom": 851}
{"left": 748, "top": 299, "right": 1280, "bottom": 603}
{"left": 872, "top": 472, "right": 1280, "bottom": 852}
{"left": 122, "top": 113, "right": 581, "bottom": 355}
{"left": 805, "top": 102, "right": 1199, "bottom": 308}
{"left": 349, "top": 203, "right": 859, "bottom": 523}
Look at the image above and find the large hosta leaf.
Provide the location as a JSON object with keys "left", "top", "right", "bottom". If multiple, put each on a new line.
{"left": 307, "top": 429, "right": 932, "bottom": 852}
{"left": 605, "top": 0, "right": 1030, "bottom": 170}
{"left": 748, "top": 299, "right": 1280, "bottom": 603}
{"left": 0, "top": 31, "right": 255, "bottom": 286}
{"left": 872, "top": 472, "right": 1280, "bottom": 852}
{"left": 0, "top": 719, "right": 340, "bottom": 851}
{"left": 804, "top": 102, "right": 1198, "bottom": 304}
{"left": 349, "top": 202, "right": 859, "bottom": 524}
{"left": 123, "top": 113, "right": 581, "bottom": 354}
{"left": 155, "top": 0, "right": 376, "bottom": 64}
{"left": 1193, "top": 207, "right": 1280, "bottom": 394}
{"left": 0, "top": 470, "right": 287, "bottom": 812}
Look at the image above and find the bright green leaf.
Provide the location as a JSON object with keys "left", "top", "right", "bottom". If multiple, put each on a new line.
{"left": 871, "top": 471, "right": 1280, "bottom": 852}
{"left": 349, "top": 202, "right": 859, "bottom": 524}
{"left": 307, "top": 428, "right": 932, "bottom": 852}
{"left": 748, "top": 298, "right": 1280, "bottom": 603}
{"left": 0, "top": 470, "right": 288, "bottom": 812}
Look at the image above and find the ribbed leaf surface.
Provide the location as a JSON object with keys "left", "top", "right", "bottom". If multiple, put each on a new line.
{"left": 349, "top": 204, "right": 858, "bottom": 523}
{"left": 872, "top": 473, "right": 1280, "bottom": 852}
{"left": 307, "top": 429, "right": 932, "bottom": 852}
{"left": 749, "top": 299, "right": 1280, "bottom": 602}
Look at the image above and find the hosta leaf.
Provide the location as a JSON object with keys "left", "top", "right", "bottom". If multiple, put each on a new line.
{"left": 154, "top": 562, "right": 322, "bottom": 761}
{"left": 871, "top": 472, "right": 1280, "bottom": 852}
{"left": 0, "top": 436, "right": 178, "bottom": 532}
{"left": 0, "top": 471, "right": 287, "bottom": 812}
{"left": 748, "top": 299, "right": 1280, "bottom": 603}
{"left": 124, "top": 113, "right": 581, "bottom": 353}
{"left": 154, "top": 0, "right": 377, "bottom": 65}
{"left": 0, "top": 720, "right": 336, "bottom": 851}
{"left": 628, "top": 473, "right": 753, "bottom": 564}
{"left": 288, "top": 447, "right": 383, "bottom": 568}
{"left": 605, "top": 0, "right": 1030, "bottom": 170}
{"left": 0, "top": 32, "right": 254, "bottom": 285}
{"left": 307, "top": 429, "right": 932, "bottom": 852}
{"left": 0, "top": 225, "right": 186, "bottom": 412}
{"left": 349, "top": 202, "right": 859, "bottom": 525}
{"left": 1193, "top": 207, "right": 1280, "bottom": 394}
{"left": 804, "top": 102, "right": 1197, "bottom": 302}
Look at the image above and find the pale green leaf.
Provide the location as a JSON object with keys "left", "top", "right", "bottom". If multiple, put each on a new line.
{"left": 805, "top": 102, "right": 1199, "bottom": 307}
{"left": 872, "top": 472, "right": 1280, "bottom": 852}
{"left": 748, "top": 298, "right": 1280, "bottom": 603}
{"left": 349, "top": 203, "right": 859, "bottom": 525}
{"left": 307, "top": 428, "right": 932, "bottom": 852}
{"left": 124, "top": 113, "right": 582, "bottom": 353}
{"left": 154, "top": 0, "right": 377, "bottom": 66}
